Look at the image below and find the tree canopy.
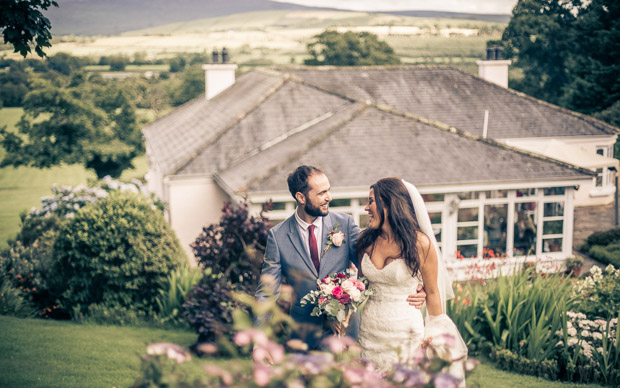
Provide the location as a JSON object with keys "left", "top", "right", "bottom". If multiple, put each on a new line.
{"left": 502, "top": 0, "right": 620, "bottom": 128}
{"left": 304, "top": 30, "right": 401, "bottom": 66}
{"left": 0, "top": 0, "right": 58, "bottom": 57}
{"left": 0, "top": 77, "right": 144, "bottom": 178}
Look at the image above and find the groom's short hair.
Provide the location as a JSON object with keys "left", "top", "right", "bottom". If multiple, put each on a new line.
{"left": 287, "top": 165, "right": 324, "bottom": 199}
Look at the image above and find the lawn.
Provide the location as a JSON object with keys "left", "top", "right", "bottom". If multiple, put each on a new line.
{"left": 0, "top": 315, "right": 607, "bottom": 388}
{"left": 0, "top": 107, "right": 147, "bottom": 249}
{"left": 0, "top": 315, "right": 199, "bottom": 388}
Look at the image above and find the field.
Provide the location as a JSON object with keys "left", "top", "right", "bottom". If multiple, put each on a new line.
{"left": 0, "top": 10, "right": 506, "bottom": 73}
{"left": 0, "top": 108, "right": 147, "bottom": 249}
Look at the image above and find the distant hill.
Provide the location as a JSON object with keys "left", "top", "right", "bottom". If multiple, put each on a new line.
{"left": 46, "top": 0, "right": 315, "bottom": 35}
{"left": 46, "top": 0, "right": 510, "bottom": 36}
{"left": 384, "top": 10, "right": 510, "bottom": 23}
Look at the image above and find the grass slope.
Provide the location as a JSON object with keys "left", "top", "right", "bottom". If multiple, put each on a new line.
{"left": 0, "top": 315, "right": 606, "bottom": 388}
{"left": 0, "top": 108, "right": 147, "bottom": 249}
{"left": 0, "top": 315, "right": 198, "bottom": 388}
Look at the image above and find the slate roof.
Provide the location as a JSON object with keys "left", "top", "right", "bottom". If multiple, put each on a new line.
{"left": 143, "top": 70, "right": 284, "bottom": 176}
{"left": 218, "top": 105, "right": 594, "bottom": 195}
{"left": 142, "top": 66, "right": 607, "bottom": 195}
{"left": 287, "top": 67, "right": 618, "bottom": 139}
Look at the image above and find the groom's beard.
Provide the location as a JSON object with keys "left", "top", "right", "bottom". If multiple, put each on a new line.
{"left": 305, "top": 198, "right": 328, "bottom": 217}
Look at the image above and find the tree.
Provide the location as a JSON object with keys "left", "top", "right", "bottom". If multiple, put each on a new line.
{"left": 0, "top": 79, "right": 144, "bottom": 178}
{"left": 501, "top": 0, "right": 579, "bottom": 104}
{"left": 502, "top": 0, "right": 620, "bottom": 128}
{"left": 0, "top": 0, "right": 58, "bottom": 57}
{"left": 304, "top": 30, "right": 401, "bottom": 66}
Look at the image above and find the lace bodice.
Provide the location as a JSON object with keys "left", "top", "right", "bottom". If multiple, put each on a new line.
{"left": 358, "top": 253, "right": 425, "bottom": 370}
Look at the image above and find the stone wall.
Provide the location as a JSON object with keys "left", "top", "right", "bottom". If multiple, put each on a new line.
{"left": 573, "top": 203, "right": 618, "bottom": 249}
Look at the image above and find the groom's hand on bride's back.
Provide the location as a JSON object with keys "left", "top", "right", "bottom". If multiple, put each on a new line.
{"left": 407, "top": 284, "right": 426, "bottom": 308}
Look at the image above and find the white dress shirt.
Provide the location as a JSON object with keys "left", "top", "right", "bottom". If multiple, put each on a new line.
{"left": 294, "top": 208, "right": 323, "bottom": 260}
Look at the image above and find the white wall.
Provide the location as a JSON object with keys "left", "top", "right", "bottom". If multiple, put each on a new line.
{"left": 501, "top": 136, "right": 617, "bottom": 206}
{"left": 167, "top": 176, "right": 231, "bottom": 261}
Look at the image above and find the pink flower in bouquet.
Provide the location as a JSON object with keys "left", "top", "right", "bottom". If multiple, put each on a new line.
{"left": 336, "top": 273, "right": 347, "bottom": 279}
{"left": 318, "top": 296, "right": 327, "bottom": 304}
{"left": 322, "top": 277, "right": 330, "bottom": 283}
{"left": 355, "top": 281, "right": 366, "bottom": 291}
{"left": 332, "top": 286, "right": 344, "bottom": 299}
{"left": 339, "top": 293, "right": 351, "bottom": 304}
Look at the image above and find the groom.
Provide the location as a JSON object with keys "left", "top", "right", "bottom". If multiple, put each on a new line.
{"left": 255, "top": 165, "right": 425, "bottom": 350}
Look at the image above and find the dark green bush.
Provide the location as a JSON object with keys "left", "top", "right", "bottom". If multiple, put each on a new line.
{"left": 588, "top": 243, "right": 620, "bottom": 268}
{"left": 0, "top": 277, "right": 37, "bottom": 318}
{"left": 53, "top": 191, "right": 186, "bottom": 317}
{"left": 0, "top": 213, "right": 67, "bottom": 318}
{"left": 490, "top": 346, "right": 559, "bottom": 381}
{"left": 581, "top": 229, "right": 620, "bottom": 251}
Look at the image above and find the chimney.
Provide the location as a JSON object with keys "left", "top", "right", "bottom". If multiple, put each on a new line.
{"left": 202, "top": 48, "right": 237, "bottom": 100}
{"left": 476, "top": 46, "right": 511, "bottom": 88}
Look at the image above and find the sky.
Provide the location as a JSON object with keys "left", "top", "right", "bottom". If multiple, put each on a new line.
{"left": 272, "top": 0, "right": 519, "bottom": 14}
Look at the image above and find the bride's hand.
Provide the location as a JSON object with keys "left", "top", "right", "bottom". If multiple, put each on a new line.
{"left": 407, "top": 284, "right": 426, "bottom": 308}
{"left": 328, "top": 315, "right": 351, "bottom": 336}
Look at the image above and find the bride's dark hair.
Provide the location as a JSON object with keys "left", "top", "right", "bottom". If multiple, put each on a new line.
{"left": 356, "top": 177, "right": 423, "bottom": 276}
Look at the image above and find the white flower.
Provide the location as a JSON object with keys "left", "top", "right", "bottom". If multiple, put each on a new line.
{"left": 593, "top": 332, "right": 603, "bottom": 340}
{"left": 568, "top": 337, "right": 578, "bottom": 346}
{"left": 568, "top": 327, "right": 577, "bottom": 336}
{"left": 596, "top": 347, "right": 604, "bottom": 354}
{"left": 320, "top": 282, "right": 335, "bottom": 295}
{"left": 581, "top": 330, "right": 591, "bottom": 337}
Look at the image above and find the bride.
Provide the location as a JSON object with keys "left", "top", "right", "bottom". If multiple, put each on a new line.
{"left": 356, "top": 178, "right": 467, "bottom": 382}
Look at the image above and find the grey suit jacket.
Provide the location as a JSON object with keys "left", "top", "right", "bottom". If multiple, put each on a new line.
{"left": 255, "top": 211, "right": 361, "bottom": 349}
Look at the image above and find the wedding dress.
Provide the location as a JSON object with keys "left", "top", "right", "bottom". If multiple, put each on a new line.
{"left": 358, "top": 253, "right": 425, "bottom": 370}
{"left": 357, "top": 180, "right": 467, "bottom": 386}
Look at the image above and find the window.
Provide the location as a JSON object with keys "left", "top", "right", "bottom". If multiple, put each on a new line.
{"left": 483, "top": 205, "right": 507, "bottom": 258}
{"left": 514, "top": 203, "right": 537, "bottom": 256}
{"left": 542, "top": 202, "right": 564, "bottom": 253}
{"left": 595, "top": 146, "right": 613, "bottom": 188}
{"left": 456, "top": 207, "right": 479, "bottom": 258}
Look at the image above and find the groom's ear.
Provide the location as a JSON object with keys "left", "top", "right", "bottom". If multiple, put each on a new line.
{"left": 295, "top": 192, "right": 306, "bottom": 205}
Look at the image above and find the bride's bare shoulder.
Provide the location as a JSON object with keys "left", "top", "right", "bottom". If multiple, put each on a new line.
{"left": 416, "top": 232, "right": 433, "bottom": 258}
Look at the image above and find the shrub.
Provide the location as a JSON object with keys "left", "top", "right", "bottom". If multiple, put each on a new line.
{"left": 0, "top": 178, "right": 166, "bottom": 319}
{"left": 572, "top": 265, "right": 620, "bottom": 320}
{"left": 588, "top": 243, "right": 620, "bottom": 268}
{"left": 0, "top": 278, "right": 37, "bottom": 318}
{"left": 0, "top": 213, "right": 65, "bottom": 317}
{"left": 181, "top": 274, "right": 245, "bottom": 344}
{"left": 581, "top": 229, "right": 620, "bottom": 251}
{"left": 191, "top": 201, "right": 270, "bottom": 293}
{"left": 555, "top": 310, "right": 619, "bottom": 385}
{"left": 53, "top": 191, "right": 186, "bottom": 317}
{"left": 155, "top": 265, "right": 203, "bottom": 326}
{"left": 489, "top": 346, "right": 559, "bottom": 380}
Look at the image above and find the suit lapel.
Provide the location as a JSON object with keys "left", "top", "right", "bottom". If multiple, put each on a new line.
{"left": 319, "top": 213, "right": 334, "bottom": 275}
{"left": 287, "top": 215, "right": 318, "bottom": 277}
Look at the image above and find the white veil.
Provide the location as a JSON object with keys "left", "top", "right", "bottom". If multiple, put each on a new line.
{"left": 401, "top": 179, "right": 455, "bottom": 313}
{"left": 402, "top": 179, "right": 467, "bottom": 371}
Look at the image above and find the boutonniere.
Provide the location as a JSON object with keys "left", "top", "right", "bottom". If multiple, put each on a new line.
{"left": 321, "top": 222, "right": 345, "bottom": 258}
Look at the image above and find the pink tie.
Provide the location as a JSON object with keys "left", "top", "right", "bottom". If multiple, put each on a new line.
{"left": 308, "top": 225, "right": 320, "bottom": 272}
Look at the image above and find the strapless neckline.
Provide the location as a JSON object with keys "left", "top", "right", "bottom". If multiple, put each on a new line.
{"left": 362, "top": 252, "right": 399, "bottom": 271}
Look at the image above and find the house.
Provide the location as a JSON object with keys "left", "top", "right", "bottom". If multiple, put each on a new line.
{"left": 142, "top": 57, "right": 619, "bottom": 278}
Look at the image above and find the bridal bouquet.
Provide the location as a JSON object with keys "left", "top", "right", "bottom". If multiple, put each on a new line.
{"left": 300, "top": 269, "right": 373, "bottom": 332}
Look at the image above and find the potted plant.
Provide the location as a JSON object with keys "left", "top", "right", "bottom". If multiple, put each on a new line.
{"left": 564, "top": 256, "right": 585, "bottom": 277}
